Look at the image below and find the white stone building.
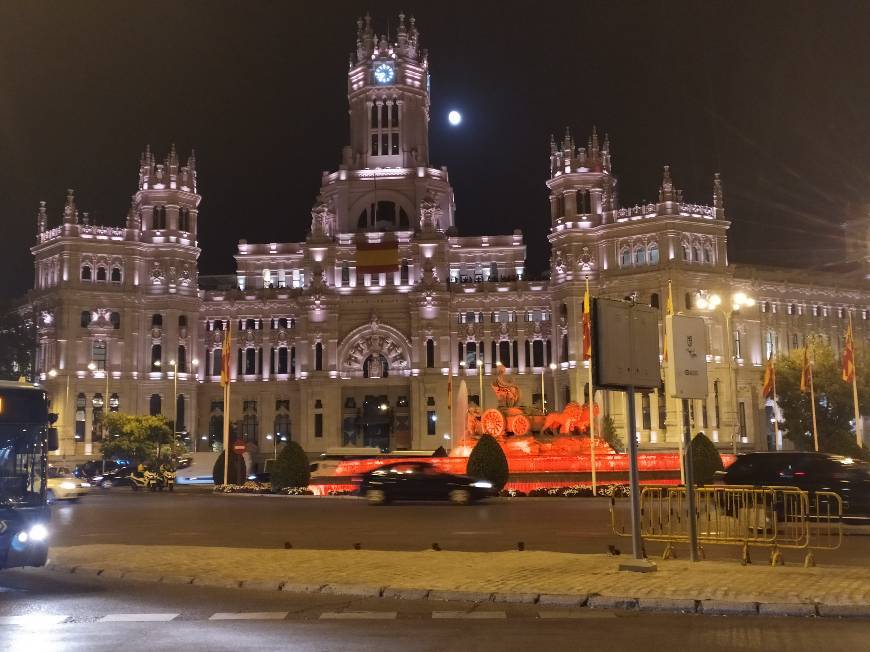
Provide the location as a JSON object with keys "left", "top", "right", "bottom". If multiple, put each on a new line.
{"left": 27, "top": 14, "right": 870, "bottom": 464}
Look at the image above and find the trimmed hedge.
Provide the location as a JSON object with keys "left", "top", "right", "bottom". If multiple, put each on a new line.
{"left": 270, "top": 440, "right": 311, "bottom": 491}
{"left": 212, "top": 450, "right": 246, "bottom": 485}
{"left": 690, "top": 432, "right": 724, "bottom": 485}
{"left": 466, "top": 434, "right": 509, "bottom": 491}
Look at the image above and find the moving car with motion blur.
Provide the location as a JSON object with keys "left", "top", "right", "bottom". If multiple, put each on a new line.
{"left": 46, "top": 465, "right": 90, "bottom": 501}
{"left": 359, "top": 461, "right": 495, "bottom": 505}
{"left": 715, "top": 451, "right": 870, "bottom": 516}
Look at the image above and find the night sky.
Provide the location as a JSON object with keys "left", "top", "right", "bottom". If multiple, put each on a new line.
{"left": 2, "top": 1, "right": 869, "bottom": 301}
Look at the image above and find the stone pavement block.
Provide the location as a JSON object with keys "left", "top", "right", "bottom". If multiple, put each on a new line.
{"left": 637, "top": 598, "right": 697, "bottom": 613}
{"left": 50, "top": 563, "right": 76, "bottom": 573}
{"left": 241, "top": 579, "right": 284, "bottom": 591}
{"left": 71, "top": 566, "right": 103, "bottom": 576}
{"left": 99, "top": 569, "right": 125, "bottom": 579}
{"left": 492, "top": 592, "right": 540, "bottom": 604}
{"left": 588, "top": 595, "right": 638, "bottom": 610}
{"left": 428, "top": 590, "right": 493, "bottom": 603}
{"left": 382, "top": 587, "right": 430, "bottom": 600}
{"left": 123, "top": 571, "right": 160, "bottom": 583}
{"left": 817, "top": 604, "right": 870, "bottom": 618}
{"left": 321, "top": 583, "right": 383, "bottom": 598}
{"left": 193, "top": 576, "right": 241, "bottom": 589}
{"left": 759, "top": 602, "right": 817, "bottom": 617}
{"left": 538, "top": 594, "right": 588, "bottom": 608}
{"left": 700, "top": 600, "right": 759, "bottom": 615}
{"left": 280, "top": 582, "right": 325, "bottom": 594}
{"left": 160, "top": 575, "right": 194, "bottom": 585}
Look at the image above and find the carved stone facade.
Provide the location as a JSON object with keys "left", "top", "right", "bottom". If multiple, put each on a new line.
{"left": 27, "top": 14, "right": 870, "bottom": 464}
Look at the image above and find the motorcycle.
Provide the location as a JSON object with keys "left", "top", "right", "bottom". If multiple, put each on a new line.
{"left": 161, "top": 469, "right": 176, "bottom": 492}
{"left": 130, "top": 470, "right": 160, "bottom": 492}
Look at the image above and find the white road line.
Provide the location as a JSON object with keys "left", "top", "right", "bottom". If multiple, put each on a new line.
{"left": 319, "top": 612, "right": 398, "bottom": 620}
{"left": 538, "top": 611, "right": 617, "bottom": 619}
{"left": 0, "top": 614, "right": 69, "bottom": 626}
{"left": 209, "top": 612, "right": 289, "bottom": 621}
{"left": 432, "top": 611, "right": 507, "bottom": 619}
{"left": 99, "top": 613, "right": 179, "bottom": 622}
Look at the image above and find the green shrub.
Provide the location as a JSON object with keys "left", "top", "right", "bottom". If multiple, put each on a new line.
{"left": 212, "top": 450, "right": 246, "bottom": 485}
{"left": 466, "top": 434, "right": 509, "bottom": 491}
{"left": 431, "top": 446, "right": 448, "bottom": 457}
{"left": 270, "top": 440, "right": 311, "bottom": 491}
{"left": 689, "top": 432, "right": 724, "bottom": 485}
{"left": 599, "top": 415, "right": 623, "bottom": 452}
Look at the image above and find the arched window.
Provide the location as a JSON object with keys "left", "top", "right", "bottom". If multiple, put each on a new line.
{"left": 499, "top": 340, "right": 511, "bottom": 367}
{"left": 81, "top": 311, "right": 92, "bottom": 327}
{"left": 560, "top": 303, "right": 568, "bottom": 320}
{"left": 682, "top": 243, "right": 691, "bottom": 261}
{"left": 81, "top": 265, "right": 92, "bottom": 280}
{"left": 178, "top": 207, "right": 190, "bottom": 232}
{"left": 650, "top": 293, "right": 660, "bottom": 309}
{"left": 151, "top": 313, "right": 163, "bottom": 328}
{"left": 561, "top": 334, "right": 569, "bottom": 363}
{"left": 464, "top": 341, "right": 477, "bottom": 367}
{"left": 177, "top": 345, "right": 187, "bottom": 373}
{"left": 178, "top": 315, "right": 188, "bottom": 328}
{"left": 426, "top": 339, "right": 435, "bottom": 368}
{"left": 153, "top": 206, "right": 166, "bottom": 230}
{"left": 96, "top": 266, "right": 107, "bottom": 281}
{"left": 245, "top": 348, "right": 256, "bottom": 375}
{"left": 685, "top": 293, "right": 693, "bottom": 310}
{"left": 370, "top": 103, "right": 378, "bottom": 128}
{"left": 704, "top": 245, "right": 714, "bottom": 264}
{"left": 175, "top": 394, "right": 185, "bottom": 432}
{"left": 149, "top": 393, "right": 161, "bottom": 416}
{"left": 212, "top": 348, "right": 222, "bottom": 376}
{"left": 341, "top": 264, "right": 350, "bottom": 286}
{"left": 110, "top": 312, "right": 121, "bottom": 329}
{"left": 532, "top": 340, "right": 544, "bottom": 367}
{"left": 151, "top": 344, "right": 162, "bottom": 370}
{"left": 277, "top": 346, "right": 288, "bottom": 374}
{"left": 400, "top": 260, "right": 410, "bottom": 285}
{"left": 634, "top": 247, "right": 646, "bottom": 265}
{"left": 363, "top": 354, "right": 389, "bottom": 378}
{"left": 356, "top": 201, "right": 409, "bottom": 231}
{"left": 647, "top": 243, "right": 660, "bottom": 264}
{"left": 693, "top": 244, "right": 703, "bottom": 263}
{"left": 315, "top": 342, "right": 323, "bottom": 371}
{"left": 110, "top": 267, "right": 121, "bottom": 282}
{"left": 619, "top": 247, "right": 632, "bottom": 267}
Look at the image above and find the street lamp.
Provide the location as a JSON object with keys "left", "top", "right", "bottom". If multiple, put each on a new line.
{"left": 697, "top": 290, "right": 755, "bottom": 454}
{"left": 540, "top": 362, "right": 547, "bottom": 413}
{"left": 476, "top": 358, "right": 484, "bottom": 410}
{"left": 47, "top": 368, "right": 70, "bottom": 453}
{"left": 549, "top": 363, "right": 558, "bottom": 412}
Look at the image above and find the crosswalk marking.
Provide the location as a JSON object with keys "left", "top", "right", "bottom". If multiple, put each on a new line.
{"left": 538, "top": 610, "right": 617, "bottom": 619}
{"left": 319, "top": 611, "right": 398, "bottom": 620}
{"left": 432, "top": 611, "right": 507, "bottom": 619}
{"left": 0, "top": 614, "right": 69, "bottom": 626}
{"left": 99, "top": 613, "right": 179, "bottom": 622}
{"left": 209, "top": 612, "right": 289, "bottom": 620}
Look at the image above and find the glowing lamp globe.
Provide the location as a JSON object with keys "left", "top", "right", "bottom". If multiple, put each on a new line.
{"left": 448, "top": 110, "right": 462, "bottom": 126}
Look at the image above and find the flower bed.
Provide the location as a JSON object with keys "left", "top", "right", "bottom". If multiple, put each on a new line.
{"left": 498, "top": 483, "right": 631, "bottom": 498}
{"left": 213, "top": 482, "right": 313, "bottom": 496}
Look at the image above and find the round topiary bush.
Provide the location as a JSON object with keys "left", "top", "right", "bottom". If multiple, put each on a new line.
{"left": 270, "top": 440, "right": 311, "bottom": 492}
{"left": 689, "top": 432, "right": 724, "bottom": 485}
{"left": 466, "top": 434, "right": 509, "bottom": 491}
{"left": 431, "top": 446, "right": 448, "bottom": 457}
{"left": 212, "top": 450, "right": 246, "bottom": 485}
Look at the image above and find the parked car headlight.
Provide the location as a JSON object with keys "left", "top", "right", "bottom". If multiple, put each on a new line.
{"left": 471, "top": 481, "right": 493, "bottom": 489}
{"left": 59, "top": 481, "right": 77, "bottom": 489}
{"left": 28, "top": 523, "right": 49, "bottom": 541}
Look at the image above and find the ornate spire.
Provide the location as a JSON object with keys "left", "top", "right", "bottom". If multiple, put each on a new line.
{"left": 713, "top": 172, "right": 724, "bottom": 217}
{"left": 126, "top": 195, "right": 140, "bottom": 230}
{"left": 658, "top": 165, "right": 677, "bottom": 204}
{"left": 36, "top": 201, "right": 47, "bottom": 234}
{"left": 62, "top": 189, "right": 76, "bottom": 225}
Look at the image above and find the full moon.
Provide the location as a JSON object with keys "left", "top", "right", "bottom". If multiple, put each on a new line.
{"left": 448, "top": 110, "right": 462, "bottom": 126}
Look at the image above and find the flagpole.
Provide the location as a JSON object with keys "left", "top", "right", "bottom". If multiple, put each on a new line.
{"left": 771, "top": 359, "right": 782, "bottom": 450}
{"left": 850, "top": 313, "right": 863, "bottom": 448}
{"left": 665, "top": 280, "right": 684, "bottom": 484}
{"left": 585, "top": 277, "right": 597, "bottom": 496}
{"left": 222, "top": 319, "right": 232, "bottom": 485}
{"left": 809, "top": 343, "right": 819, "bottom": 453}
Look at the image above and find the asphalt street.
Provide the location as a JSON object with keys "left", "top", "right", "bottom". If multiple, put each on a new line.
{"left": 2, "top": 568, "right": 869, "bottom": 652}
{"left": 47, "top": 489, "right": 870, "bottom": 566}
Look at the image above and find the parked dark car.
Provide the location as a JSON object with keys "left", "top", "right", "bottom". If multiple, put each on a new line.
{"left": 359, "top": 461, "right": 495, "bottom": 505}
{"left": 715, "top": 452, "right": 870, "bottom": 516}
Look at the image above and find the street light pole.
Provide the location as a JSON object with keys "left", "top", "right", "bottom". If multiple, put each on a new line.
{"left": 477, "top": 358, "right": 484, "bottom": 410}
{"left": 540, "top": 364, "right": 546, "bottom": 412}
{"left": 549, "top": 363, "right": 558, "bottom": 412}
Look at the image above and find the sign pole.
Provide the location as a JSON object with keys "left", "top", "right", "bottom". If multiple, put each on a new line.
{"left": 585, "top": 277, "right": 597, "bottom": 495}
{"left": 625, "top": 385, "right": 643, "bottom": 561}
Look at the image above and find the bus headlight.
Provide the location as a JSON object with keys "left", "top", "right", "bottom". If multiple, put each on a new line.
{"left": 28, "top": 524, "right": 48, "bottom": 542}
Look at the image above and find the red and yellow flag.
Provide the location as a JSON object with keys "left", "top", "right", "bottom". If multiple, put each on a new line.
{"left": 800, "top": 346, "right": 812, "bottom": 393}
{"left": 582, "top": 287, "right": 592, "bottom": 361}
{"left": 220, "top": 324, "right": 232, "bottom": 388}
{"left": 356, "top": 241, "right": 400, "bottom": 274}
{"left": 842, "top": 319, "right": 856, "bottom": 383}
{"left": 762, "top": 355, "right": 775, "bottom": 400}
{"left": 662, "top": 281, "right": 674, "bottom": 362}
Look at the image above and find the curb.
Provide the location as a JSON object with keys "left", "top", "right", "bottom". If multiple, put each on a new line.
{"left": 43, "top": 563, "right": 870, "bottom": 619}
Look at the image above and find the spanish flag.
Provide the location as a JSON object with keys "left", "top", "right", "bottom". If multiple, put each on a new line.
{"left": 800, "top": 346, "right": 812, "bottom": 394}
{"left": 582, "top": 287, "right": 592, "bottom": 361}
{"left": 662, "top": 281, "right": 674, "bottom": 363}
{"left": 843, "top": 320, "right": 856, "bottom": 383}
{"left": 356, "top": 241, "right": 400, "bottom": 274}
{"left": 762, "top": 355, "right": 775, "bottom": 400}
{"left": 220, "top": 325, "right": 232, "bottom": 388}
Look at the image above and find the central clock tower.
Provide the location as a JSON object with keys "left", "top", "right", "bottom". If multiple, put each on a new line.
{"left": 346, "top": 13, "right": 430, "bottom": 169}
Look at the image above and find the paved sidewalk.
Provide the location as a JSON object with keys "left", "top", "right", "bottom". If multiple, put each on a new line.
{"left": 47, "top": 544, "right": 870, "bottom": 616}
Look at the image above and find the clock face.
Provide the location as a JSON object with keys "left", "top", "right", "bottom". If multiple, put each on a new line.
{"left": 373, "top": 63, "right": 395, "bottom": 84}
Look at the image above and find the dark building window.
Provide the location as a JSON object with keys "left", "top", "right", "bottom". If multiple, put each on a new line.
{"left": 642, "top": 392, "right": 651, "bottom": 430}
{"left": 177, "top": 345, "right": 187, "bottom": 372}
{"left": 278, "top": 347, "right": 288, "bottom": 374}
{"left": 427, "top": 410, "right": 437, "bottom": 435}
{"left": 176, "top": 394, "right": 185, "bottom": 432}
{"left": 245, "top": 348, "right": 256, "bottom": 375}
{"left": 151, "top": 344, "right": 162, "bottom": 370}
{"left": 81, "top": 265, "right": 91, "bottom": 280}
{"left": 149, "top": 393, "right": 161, "bottom": 416}
{"left": 110, "top": 312, "right": 121, "bottom": 329}
{"left": 151, "top": 313, "right": 163, "bottom": 328}
{"left": 81, "top": 311, "right": 91, "bottom": 327}
{"left": 426, "top": 339, "right": 435, "bottom": 368}
{"left": 315, "top": 342, "right": 323, "bottom": 371}
{"left": 650, "top": 293, "right": 660, "bottom": 309}
{"left": 96, "top": 266, "right": 107, "bottom": 281}
{"left": 532, "top": 340, "right": 544, "bottom": 367}
{"left": 314, "top": 413, "right": 323, "bottom": 438}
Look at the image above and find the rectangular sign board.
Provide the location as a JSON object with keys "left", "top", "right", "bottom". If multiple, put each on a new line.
{"left": 666, "top": 314, "right": 709, "bottom": 399}
{"left": 592, "top": 298, "right": 662, "bottom": 390}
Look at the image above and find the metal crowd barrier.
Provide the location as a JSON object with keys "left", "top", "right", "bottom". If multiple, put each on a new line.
{"left": 609, "top": 485, "right": 843, "bottom": 566}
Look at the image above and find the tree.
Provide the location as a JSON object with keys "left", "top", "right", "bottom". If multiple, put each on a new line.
{"left": 0, "top": 304, "right": 35, "bottom": 381}
{"left": 270, "top": 440, "right": 310, "bottom": 491}
{"left": 213, "top": 450, "right": 246, "bottom": 485}
{"left": 100, "top": 413, "right": 174, "bottom": 464}
{"left": 689, "top": 432, "right": 724, "bottom": 485}
{"left": 773, "top": 343, "right": 869, "bottom": 459}
{"left": 598, "top": 415, "right": 623, "bottom": 452}
{"left": 466, "top": 434, "right": 509, "bottom": 491}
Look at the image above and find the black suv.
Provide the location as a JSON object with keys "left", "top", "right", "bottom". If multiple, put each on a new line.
{"left": 716, "top": 452, "right": 870, "bottom": 516}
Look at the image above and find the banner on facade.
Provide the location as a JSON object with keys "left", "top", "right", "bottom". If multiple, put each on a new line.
{"left": 356, "top": 241, "right": 400, "bottom": 274}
